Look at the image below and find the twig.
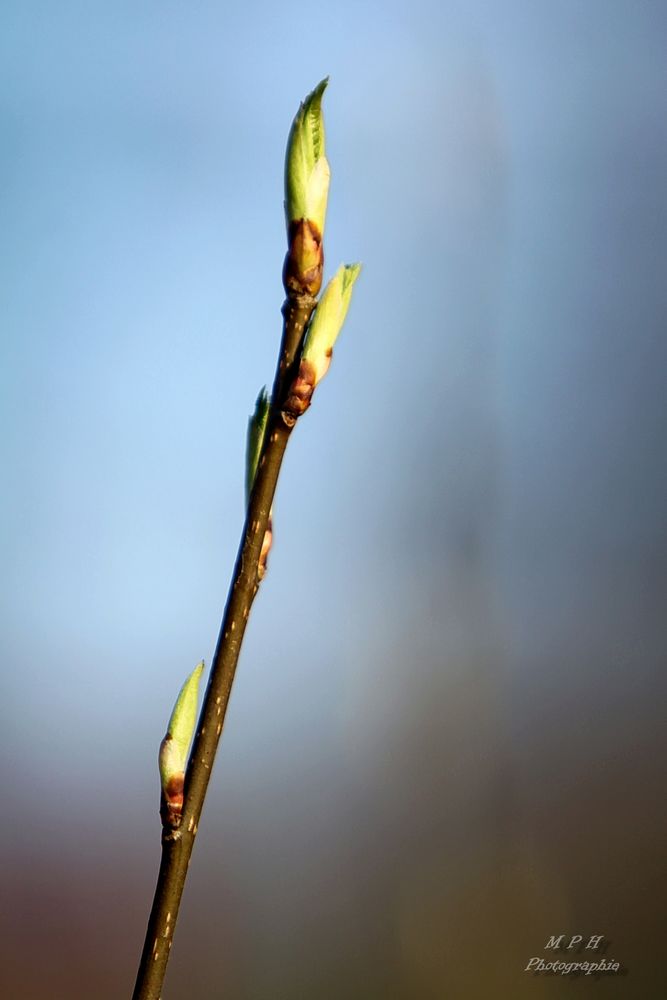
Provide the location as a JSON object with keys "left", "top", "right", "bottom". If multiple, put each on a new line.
{"left": 131, "top": 291, "right": 315, "bottom": 1000}
{"left": 131, "top": 79, "right": 359, "bottom": 1000}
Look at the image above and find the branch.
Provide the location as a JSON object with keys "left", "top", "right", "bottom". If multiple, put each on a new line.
{"left": 131, "top": 79, "right": 360, "bottom": 1000}
{"left": 131, "top": 292, "right": 315, "bottom": 1000}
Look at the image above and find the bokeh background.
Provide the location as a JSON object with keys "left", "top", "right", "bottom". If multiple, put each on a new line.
{"left": 2, "top": 2, "right": 666, "bottom": 998}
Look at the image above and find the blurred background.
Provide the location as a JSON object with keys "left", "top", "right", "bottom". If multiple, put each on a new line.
{"left": 1, "top": 2, "right": 666, "bottom": 997}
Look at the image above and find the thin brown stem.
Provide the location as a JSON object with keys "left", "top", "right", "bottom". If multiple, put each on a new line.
{"left": 132, "top": 292, "right": 315, "bottom": 1000}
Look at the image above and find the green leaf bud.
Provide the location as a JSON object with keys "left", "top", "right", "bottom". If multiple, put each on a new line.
{"left": 303, "top": 263, "right": 361, "bottom": 380}
{"left": 245, "top": 387, "right": 270, "bottom": 505}
{"left": 245, "top": 388, "right": 274, "bottom": 581}
{"left": 285, "top": 78, "right": 330, "bottom": 231}
{"left": 158, "top": 661, "right": 204, "bottom": 828}
{"left": 282, "top": 263, "right": 361, "bottom": 423}
{"left": 283, "top": 79, "right": 330, "bottom": 297}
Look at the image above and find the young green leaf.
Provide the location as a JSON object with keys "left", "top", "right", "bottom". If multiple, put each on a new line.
{"left": 284, "top": 78, "right": 330, "bottom": 232}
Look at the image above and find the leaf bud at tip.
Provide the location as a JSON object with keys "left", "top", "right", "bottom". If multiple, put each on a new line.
{"left": 283, "top": 79, "right": 330, "bottom": 297}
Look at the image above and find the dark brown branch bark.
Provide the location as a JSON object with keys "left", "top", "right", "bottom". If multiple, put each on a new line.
{"left": 132, "top": 292, "right": 315, "bottom": 1000}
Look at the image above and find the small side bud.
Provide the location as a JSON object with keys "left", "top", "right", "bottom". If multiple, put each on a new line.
{"left": 159, "top": 661, "right": 204, "bottom": 829}
{"left": 245, "top": 387, "right": 270, "bottom": 505}
{"left": 245, "top": 388, "right": 274, "bottom": 582}
{"left": 283, "top": 263, "right": 361, "bottom": 423}
{"left": 283, "top": 79, "right": 330, "bottom": 298}
{"left": 257, "top": 513, "right": 273, "bottom": 582}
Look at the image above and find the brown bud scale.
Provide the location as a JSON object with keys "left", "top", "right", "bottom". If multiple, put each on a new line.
{"left": 281, "top": 359, "right": 317, "bottom": 426}
{"left": 160, "top": 772, "right": 184, "bottom": 830}
{"left": 283, "top": 219, "right": 323, "bottom": 298}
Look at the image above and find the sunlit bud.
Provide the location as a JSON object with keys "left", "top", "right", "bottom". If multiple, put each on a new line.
{"left": 158, "top": 661, "right": 204, "bottom": 828}
{"left": 282, "top": 263, "right": 361, "bottom": 423}
{"left": 284, "top": 78, "right": 329, "bottom": 230}
{"left": 245, "top": 387, "right": 270, "bottom": 505}
{"left": 283, "top": 79, "right": 330, "bottom": 298}
{"left": 303, "top": 263, "right": 361, "bottom": 380}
